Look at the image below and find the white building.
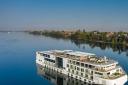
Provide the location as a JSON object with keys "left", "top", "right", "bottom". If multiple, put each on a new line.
{"left": 36, "top": 50, "right": 127, "bottom": 85}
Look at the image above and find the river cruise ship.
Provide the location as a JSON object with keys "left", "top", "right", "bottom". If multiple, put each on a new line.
{"left": 36, "top": 50, "right": 127, "bottom": 85}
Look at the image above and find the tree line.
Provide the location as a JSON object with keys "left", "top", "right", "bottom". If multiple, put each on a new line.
{"left": 28, "top": 30, "right": 128, "bottom": 46}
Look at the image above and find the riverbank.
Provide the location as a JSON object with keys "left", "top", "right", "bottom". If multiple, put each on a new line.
{"left": 28, "top": 30, "right": 128, "bottom": 47}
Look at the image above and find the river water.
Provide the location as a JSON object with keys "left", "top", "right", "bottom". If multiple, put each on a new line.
{"left": 0, "top": 32, "right": 128, "bottom": 85}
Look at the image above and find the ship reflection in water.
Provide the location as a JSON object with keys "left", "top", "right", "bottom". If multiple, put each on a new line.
{"left": 37, "top": 64, "right": 99, "bottom": 85}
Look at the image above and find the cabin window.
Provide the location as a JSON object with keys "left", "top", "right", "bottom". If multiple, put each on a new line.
{"left": 75, "top": 66, "right": 76, "bottom": 70}
{"left": 76, "top": 62, "right": 80, "bottom": 65}
{"left": 81, "top": 63, "right": 84, "bottom": 67}
{"left": 81, "top": 73, "right": 83, "bottom": 76}
{"left": 42, "top": 53, "right": 45, "bottom": 56}
{"left": 69, "top": 60, "right": 72, "bottom": 63}
{"left": 85, "top": 64, "right": 88, "bottom": 67}
{"left": 85, "top": 74, "right": 88, "bottom": 78}
{"left": 107, "top": 72, "right": 110, "bottom": 75}
{"left": 95, "top": 72, "right": 103, "bottom": 75}
{"left": 91, "top": 76, "right": 93, "bottom": 80}
{"left": 70, "top": 65, "right": 73, "bottom": 69}
{"left": 89, "top": 65, "right": 93, "bottom": 68}
{"left": 72, "top": 70, "right": 74, "bottom": 73}
{"left": 47, "top": 55, "right": 50, "bottom": 58}
{"left": 73, "top": 61, "right": 75, "bottom": 64}
{"left": 81, "top": 68, "right": 84, "bottom": 72}
{"left": 77, "top": 67, "right": 80, "bottom": 70}
{"left": 91, "top": 71, "right": 93, "bottom": 74}
{"left": 76, "top": 71, "right": 78, "bottom": 75}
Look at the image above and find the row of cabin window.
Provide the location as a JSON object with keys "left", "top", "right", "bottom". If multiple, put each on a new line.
{"left": 68, "top": 70, "right": 93, "bottom": 80}
{"left": 41, "top": 53, "right": 50, "bottom": 58}
{"left": 68, "top": 60, "right": 94, "bottom": 68}
{"left": 67, "top": 65, "right": 93, "bottom": 74}
{"left": 44, "top": 58, "right": 55, "bottom": 63}
{"left": 70, "top": 66, "right": 103, "bottom": 76}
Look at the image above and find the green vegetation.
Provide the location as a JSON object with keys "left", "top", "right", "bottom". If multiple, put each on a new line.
{"left": 28, "top": 30, "right": 67, "bottom": 39}
{"left": 28, "top": 30, "right": 128, "bottom": 47}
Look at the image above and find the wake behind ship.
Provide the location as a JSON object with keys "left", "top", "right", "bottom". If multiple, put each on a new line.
{"left": 36, "top": 50, "right": 127, "bottom": 85}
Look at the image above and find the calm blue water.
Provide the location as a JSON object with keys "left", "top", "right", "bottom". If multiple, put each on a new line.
{"left": 0, "top": 32, "right": 128, "bottom": 85}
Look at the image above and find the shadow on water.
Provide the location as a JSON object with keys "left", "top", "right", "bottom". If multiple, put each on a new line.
{"left": 37, "top": 64, "right": 101, "bottom": 85}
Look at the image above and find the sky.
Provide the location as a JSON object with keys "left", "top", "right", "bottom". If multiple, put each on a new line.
{"left": 0, "top": 0, "right": 128, "bottom": 31}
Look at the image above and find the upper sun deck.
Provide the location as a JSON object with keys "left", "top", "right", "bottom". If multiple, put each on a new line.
{"left": 37, "top": 50, "right": 118, "bottom": 66}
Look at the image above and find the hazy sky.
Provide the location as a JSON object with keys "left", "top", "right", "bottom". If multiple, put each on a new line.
{"left": 0, "top": 0, "right": 128, "bottom": 31}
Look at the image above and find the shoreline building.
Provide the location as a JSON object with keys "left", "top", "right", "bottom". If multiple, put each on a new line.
{"left": 36, "top": 50, "right": 127, "bottom": 85}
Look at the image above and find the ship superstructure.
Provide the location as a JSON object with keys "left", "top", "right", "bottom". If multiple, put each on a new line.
{"left": 36, "top": 50, "right": 127, "bottom": 85}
